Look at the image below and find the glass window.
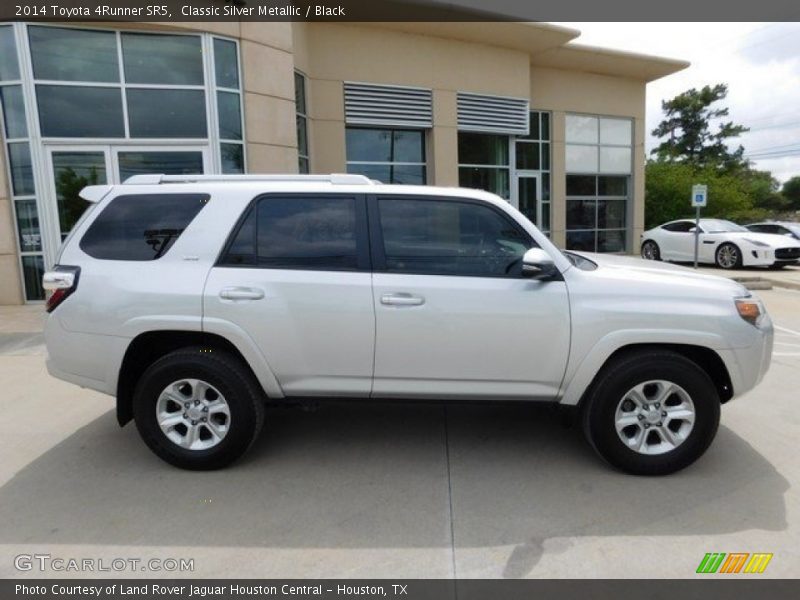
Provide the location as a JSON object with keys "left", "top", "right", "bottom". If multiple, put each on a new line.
{"left": 378, "top": 198, "right": 531, "bottom": 277}
{"left": 566, "top": 175, "right": 628, "bottom": 253}
{"left": 294, "top": 71, "right": 306, "bottom": 115}
{"left": 598, "top": 230, "right": 626, "bottom": 253}
{"left": 0, "top": 85, "right": 27, "bottom": 138}
{"left": 598, "top": 200, "right": 626, "bottom": 230}
{"left": 220, "top": 143, "right": 244, "bottom": 174}
{"left": 29, "top": 26, "right": 118, "bottom": 83}
{"left": 541, "top": 112, "right": 550, "bottom": 141}
{"left": 599, "top": 146, "right": 632, "bottom": 174}
{"left": 117, "top": 151, "right": 204, "bottom": 182}
{"left": 253, "top": 196, "right": 359, "bottom": 270}
{"left": 566, "top": 175, "right": 596, "bottom": 196}
{"left": 217, "top": 91, "right": 242, "bottom": 140}
{"left": 8, "top": 142, "right": 34, "bottom": 196}
{"left": 662, "top": 221, "right": 695, "bottom": 233}
{"left": 458, "top": 167, "right": 509, "bottom": 200}
{"left": 566, "top": 200, "right": 595, "bottom": 230}
{"left": 122, "top": 33, "right": 203, "bottom": 86}
{"left": 298, "top": 157, "right": 309, "bottom": 174}
{"left": 600, "top": 118, "right": 632, "bottom": 146}
{"left": 15, "top": 199, "right": 41, "bottom": 252}
{"left": 126, "top": 89, "right": 207, "bottom": 138}
{"left": 37, "top": 85, "right": 124, "bottom": 138}
{"left": 458, "top": 133, "right": 508, "bottom": 165}
{"left": 565, "top": 115, "right": 598, "bottom": 144}
{"left": 566, "top": 145, "right": 598, "bottom": 172}
{"left": 222, "top": 205, "right": 256, "bottom": 265}
{"left": 22, "top": 255, "right": 45, "bottom": 301}
{"left": 346, "top": 128, "right": 426, "bottom": 184}
{"left": 80, "top": 193, "right": 209, "bottom": 261}
{"left": 516, "top": 142, "right": 539, "bottom": 170}
{"left": 296, "top": 116, "right": 308, "bottom": 157}
{"left": 51, "top": 151, "right": 107, "bottom": 238}
{"left": 0, "top": 26, "right": 20, "bottom": 81}
{"left": 214, "top": 38, "right": 239, "bottom": 89}
{"left": 598, "top": 176, "right": 628, "bottom": 197}
{"left": 347, "top": 163, "right": 425, "bottom": 185}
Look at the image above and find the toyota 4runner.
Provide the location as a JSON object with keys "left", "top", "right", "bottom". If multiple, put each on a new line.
{"left": 43, "top": 174, "right": 774, "bottom": 474}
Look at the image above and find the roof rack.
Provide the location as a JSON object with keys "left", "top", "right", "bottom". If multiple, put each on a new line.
{"left": 122, "top": 173, "right": 374, "bottom": 186}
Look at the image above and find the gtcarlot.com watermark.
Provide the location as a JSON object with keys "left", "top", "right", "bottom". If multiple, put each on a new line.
{"left": 14, "top": 553, "right": 194, "bottom": 573}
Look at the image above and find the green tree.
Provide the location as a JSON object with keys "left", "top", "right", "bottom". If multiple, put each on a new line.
{"left": 782, "top": 176, "right": 800, "bottom": 210}
{"left": 651, "top": 84, "right": 749, "bottom": 171}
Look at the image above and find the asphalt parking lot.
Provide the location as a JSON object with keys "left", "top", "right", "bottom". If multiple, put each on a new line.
{"left": 1, "top": 279, "right": 798, "bottom": 579}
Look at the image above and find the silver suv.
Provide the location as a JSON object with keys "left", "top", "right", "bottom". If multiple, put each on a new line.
{"left": 43, "top": 174, "right": 773, "bottom": 474}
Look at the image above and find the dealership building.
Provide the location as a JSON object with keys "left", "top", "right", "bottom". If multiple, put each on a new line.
{"left": 0, "top": 19, "right": 687, "bottom": 304}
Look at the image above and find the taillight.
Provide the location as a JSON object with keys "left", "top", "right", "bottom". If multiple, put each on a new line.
{"left": 43, "top": 266, "right": 80, "bottom": 313}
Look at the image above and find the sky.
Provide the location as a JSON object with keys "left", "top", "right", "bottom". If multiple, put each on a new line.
{"left": 551, "top": 22, "right": 800, "bottom": 184}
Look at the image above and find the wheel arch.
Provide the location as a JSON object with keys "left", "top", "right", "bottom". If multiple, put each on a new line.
{"left": 116, "top": 331, "right": 273, "bottom": 426}
{"left": 565, "top": 343, "right": 734, "bottom": 410}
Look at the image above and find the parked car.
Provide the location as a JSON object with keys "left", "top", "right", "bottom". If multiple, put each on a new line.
{"left": 746, "top": 221, "right": 800, "bottom": 242}
{"left": 44, "top": 174, "right": 773, "bottom": 475}
{"left": 641, "top": 218, "right": 800, "bottom": 269}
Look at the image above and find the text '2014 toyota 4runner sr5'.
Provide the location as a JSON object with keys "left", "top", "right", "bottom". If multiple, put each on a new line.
{"left": 43, "top": 174, "right": 774, "bottom": 474}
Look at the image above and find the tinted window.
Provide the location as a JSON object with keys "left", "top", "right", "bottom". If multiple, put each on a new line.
{"left": 223, "top": 196, "right": 359, "bottom": 270}
{"left": 378, "top": 198, "right": 531, "bottom": 277}
{"left": 122, "top": 33, "right": 203, "bottom": 85}
{"left": 36, "top": 85, "right": 125, "bottom": 138}
{"left": 126, "top": 89, "right": 207, "bottom": 138}
{"left": 80, "top": 194, "right": 209, "bottom": 261}
{"left": 29, "top": 26, "right": 119, "bottom": 83}
{"left": 662, "top": 221, "right": 695, "bottom": 233}
{"left": 214, "top": 38, "right": 239, "bottom": 89}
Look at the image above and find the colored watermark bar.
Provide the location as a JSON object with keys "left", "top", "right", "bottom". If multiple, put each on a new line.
{"left": 696, "top": 553, "right": 773, "bottom": 574}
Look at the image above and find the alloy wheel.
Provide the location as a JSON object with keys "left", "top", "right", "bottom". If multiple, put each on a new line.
{"left": 156, "top": 379, "right": 231, "bottom": 450}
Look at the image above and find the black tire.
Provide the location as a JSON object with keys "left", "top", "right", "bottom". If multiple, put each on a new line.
{"left": 581, "top": 350, "right": 720, "bottom": 476}
{"left": 133, "top": 347, "right": 265, "bottom": 470}
{"left": 641, "top": 240, "right": 661, "bottom": 261}
{"left": 715, "top": 242, "right": 742, "bottom": 269}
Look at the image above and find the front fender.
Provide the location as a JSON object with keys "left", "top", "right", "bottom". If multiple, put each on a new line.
{"left": 558, "top": 329, "right": 730, "bottom": 406}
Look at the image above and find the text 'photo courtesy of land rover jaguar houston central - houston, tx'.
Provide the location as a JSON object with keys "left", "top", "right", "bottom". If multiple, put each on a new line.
{"left": 42, "top": 174, "right": 774, "bottom": 475}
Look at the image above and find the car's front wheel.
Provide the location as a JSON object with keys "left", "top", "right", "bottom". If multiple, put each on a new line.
{"left": 582, "top": 350, "right": 720, "bottom": 475}
{"left": 133, "top": 347, "right": 265, "bottom": 470}
{"left": 641, "top": 240, "right": 661, "bottom": 261}
{"left": 715, "top": 243, "right": 742, "bottom": 269}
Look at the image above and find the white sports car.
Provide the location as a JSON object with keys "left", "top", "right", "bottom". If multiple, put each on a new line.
{"left": 641, "top": 218, "right": 800, "bottom": 269}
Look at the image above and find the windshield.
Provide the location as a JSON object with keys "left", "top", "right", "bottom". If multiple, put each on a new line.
{"left": 702, "top": 219, "right": 747, "bottom": 233}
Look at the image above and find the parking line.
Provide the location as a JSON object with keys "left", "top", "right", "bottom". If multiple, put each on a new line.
{"left": 775, "top": 325, "right": 800, "bottom": 338}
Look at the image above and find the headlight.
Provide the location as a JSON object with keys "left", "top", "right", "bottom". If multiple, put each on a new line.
{"left": 743, "top": 238, "right": 769, "bottom": 248}
{"left": 735, "top": 297, "right": 764, "bottom": 326}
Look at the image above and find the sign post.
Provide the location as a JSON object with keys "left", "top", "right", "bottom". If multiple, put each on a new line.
{"left": 691, "top": 184, "right": 708, "bottom": 269}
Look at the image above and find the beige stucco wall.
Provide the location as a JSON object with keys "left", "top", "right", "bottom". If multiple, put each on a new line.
{"left": 0, "top": 140, "right": 23, "bottom": 305}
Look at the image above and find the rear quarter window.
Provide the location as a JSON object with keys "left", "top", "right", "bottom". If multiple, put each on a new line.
{"left": 79, "top": 193, "right": 209, "bottom": 261}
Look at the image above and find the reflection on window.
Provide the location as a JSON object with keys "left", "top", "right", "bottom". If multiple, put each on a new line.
{"left": 0, "top": 26, "right": 20, "bottom": 81}
{"left": 346, "top": 127, "right": 426, "bottom": 184}
{"left": 0, "top": 86, "right": 27, "bottom": 138}
{"left": 458, "top": 133, "right": 510, "bottom": 199}
{"left": 295, "top": 71, "right": 309, "bottom": 173}
{"left": 52, "top": 151, "right": 106, "bottom": 238}
{"left": 127, "top": 89, "right": 207, "bottom": 138}
{"left": 37, "top": 85, "right": 125, "bottom": 138}
{"left": 22, "top": 255, "right": 45, "bottom": 302}
{"left": 214, "top": 38, "right": 239, "bottom": 89}
{"left": 566, "top": 175, "right": 628, "bottom": 253}
{"left": 122, "top": 33, "right": 203, "bottom": 86}
{"left": 15, "top": 200, "right": 41, "bottom": 252}
{"left": 117, "top": 151, "right": 204, "bottom": 182}
{"left": 378, "top": 198, "right": 531, "bottom": 277}
{"left": 8, "top": 142, "right": 34, "bottom": 196}
{"left": 220, "top": 143, "right": 244, "bottom": 174}
{"left": 29, "top": 26, "right": 118, "bottom": 83}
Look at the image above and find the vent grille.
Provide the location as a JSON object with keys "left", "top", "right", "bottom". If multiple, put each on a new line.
{"left": 344, "top": 82, "right": 433, "bottom": 128}
{"left": 457, "top": 92, "right": 529, "bottom": 135}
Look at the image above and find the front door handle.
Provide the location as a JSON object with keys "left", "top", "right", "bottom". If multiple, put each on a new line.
{"left": 381, "top": 293, "right": 425, "bottom": 307}
{"left": 219, "top": 286, "right": 265, "bottom": 301}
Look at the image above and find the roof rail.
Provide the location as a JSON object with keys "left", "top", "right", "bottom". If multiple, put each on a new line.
{"left": 122, "top": 173, "right": 374, "bottom": 186}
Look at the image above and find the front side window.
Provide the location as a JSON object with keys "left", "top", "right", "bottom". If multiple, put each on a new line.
{"left": 377, "top": 197, "right": 531, "bottom": 277}
{"left": 80, "top": 194, "right": 209, "bottom": 261}
{"left": 222, "top": 196, "right": 360, "bottom": 270}
{"left": 346, "top": 128, "right": 426, "bottom": 184}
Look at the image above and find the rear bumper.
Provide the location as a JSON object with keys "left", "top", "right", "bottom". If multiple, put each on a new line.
{"left": 44, "top": 315, "right": 127, "bottom": 396}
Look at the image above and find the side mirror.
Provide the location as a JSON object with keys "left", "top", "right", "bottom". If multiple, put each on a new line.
{"left": 521, "top": 248, "right": 558, "bottom": 280}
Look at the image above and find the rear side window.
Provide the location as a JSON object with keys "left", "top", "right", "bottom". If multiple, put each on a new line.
{"left": 80, "top": 193, "right": 209, "bottom": 260}
{"left": 221, "top": 195, "right": 360, "bottom": 270}
{"left": 377, "top": 197, "right": 532, "bottom": 277}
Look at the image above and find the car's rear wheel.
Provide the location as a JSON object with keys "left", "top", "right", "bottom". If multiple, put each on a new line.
{"left": 582, "top": 350, "right": 720, "bottom": 475}
{"left": 715, "top": 243, "right": 742, "bottom": 269}
{"left": 133, "top": 347, "right": 265, "bottom": 470}
{"left": 641, "top": 240, "right": 661, "bottom": 261}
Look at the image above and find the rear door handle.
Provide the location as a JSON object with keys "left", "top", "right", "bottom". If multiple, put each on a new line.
{"left": 219, "top": 286, "right": 265, "bottom": 301}
{"left": 380, "top": 293, "right": 425, "bottom": 307}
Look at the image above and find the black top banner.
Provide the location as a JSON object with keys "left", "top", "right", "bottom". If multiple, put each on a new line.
{"left": 1, "top": 0, "right": 799, "bottom": 22}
